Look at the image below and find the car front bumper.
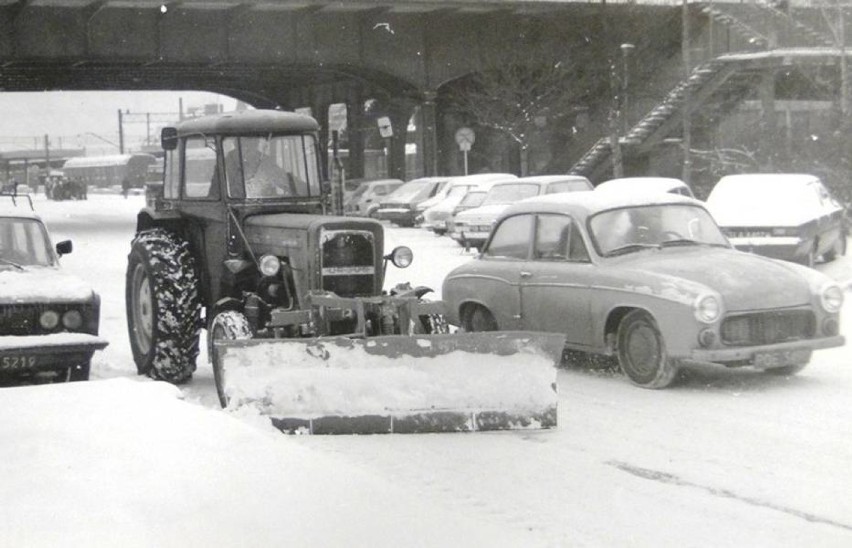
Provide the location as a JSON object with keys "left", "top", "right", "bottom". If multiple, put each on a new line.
{"left": 376, "top": 208, "right": 416, "bottom": 225}
{"left": 0, "top": 333, "right": 108, "bottom": 373}
{"left": 688, "top": 335, "right": 844, "bottom": 367}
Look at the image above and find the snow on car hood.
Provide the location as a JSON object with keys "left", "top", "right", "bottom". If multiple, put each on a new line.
{"left": 0, "top": 267, "right": 97, "bottom": 304}
{"left": 454, "top": 204, "right": 510, "bottom": 224}
{"left": 614, "top": 247, "right": 813, "bottom": 311}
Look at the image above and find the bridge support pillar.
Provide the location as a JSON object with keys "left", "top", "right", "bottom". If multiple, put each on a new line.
{"left": 346, "top": 87, "right": 366, "bottom": 180}
{"left": 418, "top": 91, "right": 439, "bottom": 177}
{"left": 386, "top": 98, "right": 416, "bottom": 180}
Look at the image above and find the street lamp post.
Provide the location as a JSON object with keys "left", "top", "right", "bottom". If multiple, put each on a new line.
{"left": 620, "top": 43, "right": 635, "bottom": 133}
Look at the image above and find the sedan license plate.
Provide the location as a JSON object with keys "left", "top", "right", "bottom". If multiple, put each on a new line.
{"left": 753, "top": 348, "right": 811, "bottom": 369}
{"left": 1, "top": 355, "right": 37, "bottom": 370}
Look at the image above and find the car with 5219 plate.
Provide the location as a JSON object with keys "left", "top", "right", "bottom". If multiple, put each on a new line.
{"left": 0, "top": 192, "right": 107, "bottom": 384}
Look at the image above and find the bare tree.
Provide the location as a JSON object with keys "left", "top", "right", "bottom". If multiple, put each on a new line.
{"left": 446, "top": 44, "right": 606, "bottom": 175}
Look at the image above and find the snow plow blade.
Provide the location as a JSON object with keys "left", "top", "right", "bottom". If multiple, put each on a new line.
{"left": 213, "top": 331, "right": 565, "bottom": 435}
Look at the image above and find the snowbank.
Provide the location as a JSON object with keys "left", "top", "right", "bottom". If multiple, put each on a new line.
{"left": 0, "top": 378, "right": 540, "bottom": 547}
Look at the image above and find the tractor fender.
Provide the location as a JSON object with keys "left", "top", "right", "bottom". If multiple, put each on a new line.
{"left": 136, "top": 207, "right": 184, "bottom": 234}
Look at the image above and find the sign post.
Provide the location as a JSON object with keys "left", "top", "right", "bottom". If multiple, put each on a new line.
{"left": 377, "top": 117, "right": 393, "bottom": 177}
{"left": 454, "top": 127, "right": 475, "bottom": 175}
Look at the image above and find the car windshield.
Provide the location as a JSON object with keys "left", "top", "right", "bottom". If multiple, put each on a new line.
{"left": 459, "top": 191, "right": 487, "bottom": 208}
{"left": 589, "top": 204, "right": 729, "bottom": 257}
{"left": 482, "top": 183, "right": 540, "bottom": 206}
{"left": 446, "top": 185, "right": 471, "bottom": 198}
{"left": 0, "top": 217, "right": 56, "bottom": 267}
{"left": 223, "top": 134, "right": 321, "bottom": 199}
{"left": 385, "top": 181, "right": 434, "bottom": 202}
{"left": 545, "top": 180, "right": 593, "bottom": 194}
{"left": 350, "top": 184, "right": 369, "bottom": 199}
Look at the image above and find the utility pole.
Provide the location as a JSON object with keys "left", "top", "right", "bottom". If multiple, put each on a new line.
{"left": 681, "top": 0, "right": 692, "bottom": 185}
{"left": 118, "top": 109, "right": 125, "bottom": 154}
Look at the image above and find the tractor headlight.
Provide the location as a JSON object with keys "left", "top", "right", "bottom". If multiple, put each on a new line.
{"left": 694, "top": 294, "right": 721, "bottom": 323}
{"left": 62, "top": 310, "right": 83, "bottom": 330}
{"left": 389, "top": 246, "right": 413, "bottom": 268}
{"left": 39, "top": 310, "right": 60, "bottom": 330}
{"left": 820, "top": 283, "right": 844, "bottom": 313}
{"left": 258, "top": 254, "right": 281, "bottom": 277}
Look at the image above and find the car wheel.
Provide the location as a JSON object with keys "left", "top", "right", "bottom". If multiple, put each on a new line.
{"left": 209, "top": 310, "right": 253, "bottom": 408}
{"left": 463, "top": 305, "right": 498, "bottom": 332}
{"left": 616, "top": 310, "right": 679, "bottom": 389}
{"left": 126, "top": 229, "right": 201, "bottom": 384}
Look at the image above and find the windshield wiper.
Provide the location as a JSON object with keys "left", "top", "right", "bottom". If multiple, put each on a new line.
{"left": 605, "top": 243, "right": 659, "bottom": 257}
{"left": 0, "top": 257, "right": 24, "bottom": 270}
{"left": 660, "top": 238, "right": 701, "bottom": 248}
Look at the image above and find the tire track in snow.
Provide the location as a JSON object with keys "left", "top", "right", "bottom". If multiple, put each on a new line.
{"left": 607, "top": 460, "right": 852, "bottom": 533}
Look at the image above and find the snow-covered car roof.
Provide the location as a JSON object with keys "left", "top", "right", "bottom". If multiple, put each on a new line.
{"left": 595, "top": 177, "right": 691, "bottom": 195}
{"left": 0, "top": 202, "right": 41, "bottom": 221}
{"left": 502, "top": 189, "right": 702, "bottom": 221}
{"left": 706, "top": 173, "right": 840, "bottom": 226}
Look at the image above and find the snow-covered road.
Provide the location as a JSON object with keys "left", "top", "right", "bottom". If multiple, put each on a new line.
{"left": 36, "top": 193, "right": 852, "bottom": 546}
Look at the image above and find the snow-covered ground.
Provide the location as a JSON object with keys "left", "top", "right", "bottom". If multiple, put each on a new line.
{"left": 3, "top": 193, "right": 852, "bottom": 547}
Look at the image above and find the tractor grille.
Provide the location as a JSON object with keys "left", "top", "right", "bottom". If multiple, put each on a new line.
{"left": 320, "top": 229, "right": 376, "bottom": 297}
{"left": 720, "top": 310, "right": 815, "bottom": 346}
{"left": 0, "top": 303, "right": 93, "bottom": 336}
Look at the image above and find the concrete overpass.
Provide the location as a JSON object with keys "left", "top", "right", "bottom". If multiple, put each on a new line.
{"left": 0, "top": 0, "right": 681, "bottom": 178}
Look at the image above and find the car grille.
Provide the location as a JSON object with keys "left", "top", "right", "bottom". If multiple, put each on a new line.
{"left": 720, "top": 310, "right": 815, "bottom": 346}
{"left": 0, "top": 303, "right": 93, "bottom": 336}
{"left": 320, "top": 230, "right": 376, "bottom": 297}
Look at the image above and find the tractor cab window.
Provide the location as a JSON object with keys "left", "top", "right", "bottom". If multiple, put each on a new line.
{"left": 223, "top": 134, "right": 320, "bottom": 200}
{"left": 163, "top": 148, "right": 179, "bottom": 199}
{"left": 182, "top": 138, "right": 219, "bottom": 200}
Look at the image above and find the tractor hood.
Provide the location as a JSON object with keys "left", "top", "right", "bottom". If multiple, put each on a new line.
{"left": 242, "top": 213, "right": 386, "bottom": 271}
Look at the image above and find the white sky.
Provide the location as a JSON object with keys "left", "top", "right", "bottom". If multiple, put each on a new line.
{"left": 0, "top": 91, "right": 237, "bottom": 155}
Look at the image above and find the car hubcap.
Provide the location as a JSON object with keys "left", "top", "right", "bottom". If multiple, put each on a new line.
{"left": 131, "top": 264, "right": 153, "bottom": 352}
{"left": 625, "top": 323, "right": 661, "bottom": 376}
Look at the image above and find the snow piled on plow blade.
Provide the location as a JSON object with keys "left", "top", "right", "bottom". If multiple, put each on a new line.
{"left": 214, "top": 331, "right": 565, "bottom": 434}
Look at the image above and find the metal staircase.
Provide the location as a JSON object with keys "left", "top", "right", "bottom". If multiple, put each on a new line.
{"left": 569, "top": 1, "right": 844, "bottom": 179}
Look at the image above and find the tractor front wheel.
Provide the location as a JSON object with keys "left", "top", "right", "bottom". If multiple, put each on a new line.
{"left": 209, "top": 310, "right": 254, "bottom": 408}
{"left": 126, "top": 229, "right": 201, "bottom": 384}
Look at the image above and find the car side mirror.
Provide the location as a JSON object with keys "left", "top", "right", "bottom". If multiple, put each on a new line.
{"left": 161, "top": 127, "right": 178, "bottom": 151}
{"left": 56, "top": 240, "right": 73, "bottom": 256}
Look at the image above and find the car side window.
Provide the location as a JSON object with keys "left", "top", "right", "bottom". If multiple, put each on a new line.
{"left": 484, "top": 214, "right": 533, "bottom": 260}
{"left": 533, "top": 214, "right": 590, "bottom": 262}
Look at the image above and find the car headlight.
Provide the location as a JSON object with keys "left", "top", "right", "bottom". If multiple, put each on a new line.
{"left": 39, "top": 310, "right": 60, "bottom": 330}
{"left": 258, "top": 254, "right": 281, "bottom": 277}
{"left": 62, "top": 310, "right": 83, "bottom": 330}
{"left": 820, "top": 283, "right": 844, "bottom": 313}
{"left": 694, "top": 294, "right": 721, "bottom": 323}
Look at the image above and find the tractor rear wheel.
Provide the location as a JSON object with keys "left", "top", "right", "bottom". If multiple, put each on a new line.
{"left": 209, "top": 310, "right": 253, "bottom": 408}
{"left": 126, "top": 229, "right": 201, "bottom": 384}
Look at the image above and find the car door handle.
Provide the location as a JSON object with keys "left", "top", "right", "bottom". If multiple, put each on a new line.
{"left": 520, "top": 271, "right": 533, "bottom": 278}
